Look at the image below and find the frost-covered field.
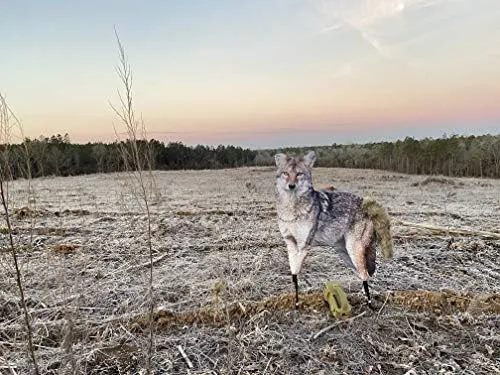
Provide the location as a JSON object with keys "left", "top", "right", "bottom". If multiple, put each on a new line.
{"left": 1, "top": 167, "right": 499, "bottom": 374}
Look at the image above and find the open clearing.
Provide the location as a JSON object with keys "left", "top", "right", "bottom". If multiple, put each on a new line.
{"left": 1, "top": 167, "right": 499, "bottom": 374}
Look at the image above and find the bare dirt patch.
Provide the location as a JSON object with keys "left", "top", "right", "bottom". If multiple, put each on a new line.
{"left": 1, "top": 168, "right": 499, "bottom": 374}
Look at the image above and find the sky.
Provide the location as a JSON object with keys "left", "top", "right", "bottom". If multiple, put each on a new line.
{"left": 1, "top": 0, "right": 500, "bottom": 149}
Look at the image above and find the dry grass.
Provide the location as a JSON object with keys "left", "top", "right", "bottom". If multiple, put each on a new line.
{"left": 0, "top": 167, "right": 499, "bottom": 374}
{"left": 130, "top": 289, "right": 499, "bottom": 330}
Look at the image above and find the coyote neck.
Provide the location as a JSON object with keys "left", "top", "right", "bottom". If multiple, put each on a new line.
{"left": 276, "top": 189, "right": 316, "bottom": 222}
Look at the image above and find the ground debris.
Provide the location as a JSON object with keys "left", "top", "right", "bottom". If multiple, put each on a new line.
{"left": 388, "top": 289, "right": 500, "bottom": 315}
{"left": 51, "top": 243, "right": 82, "bottom": 254}
{"left": 411, "top": 176, "right": 463, "bottom": 187}
{"left": 395, "top": 220, "right": 500, "bottom": 240}
{"left": 130, "top": 289, "right": 500, "bottom": 331}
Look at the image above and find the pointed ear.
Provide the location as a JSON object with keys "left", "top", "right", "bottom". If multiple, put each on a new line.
{"left": 274, "top": 153, "right": 288, "bottom": 169}
{"left": 303, "top": 150, "right": 317, "bottom": 168}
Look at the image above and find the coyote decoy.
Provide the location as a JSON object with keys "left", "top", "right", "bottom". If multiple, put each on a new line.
{"left": 274, "top": 151, "right": 393, "bottom": 309}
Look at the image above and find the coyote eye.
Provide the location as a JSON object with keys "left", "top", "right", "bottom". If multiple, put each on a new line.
{"left": 281, "top": 172, "right": 289, "bottom": 178}
{"left": 296, "top": 172, "right": 304, "bottom": 178}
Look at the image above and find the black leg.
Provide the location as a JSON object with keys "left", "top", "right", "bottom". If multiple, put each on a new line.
{"left": 292, "top": 274, "right": 299, "bottom": 308}
{"left": 363, "top": 281, "right": 374, "bottom": 310}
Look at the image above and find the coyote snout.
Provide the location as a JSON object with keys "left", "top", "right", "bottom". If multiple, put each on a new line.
{"left": 274, "top": 150, "right": 394, "bottom": 310}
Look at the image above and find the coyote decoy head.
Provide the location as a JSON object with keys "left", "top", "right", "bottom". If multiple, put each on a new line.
{"left": 274, "top": 151, "right": 316, "bottom": 197}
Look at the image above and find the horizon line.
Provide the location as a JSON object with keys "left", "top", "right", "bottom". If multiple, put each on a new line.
{"left": 14, "top": 129, "right": 500, "bottom": 151}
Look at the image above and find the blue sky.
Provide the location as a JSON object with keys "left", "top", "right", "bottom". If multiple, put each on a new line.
{"left": 1, "top": 0, "right": 500, "bottom": 148}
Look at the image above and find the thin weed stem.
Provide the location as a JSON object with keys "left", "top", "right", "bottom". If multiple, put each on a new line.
{"left": 0, "top": 93, "right": 40, "bottom": 375}
{"left": 110, "top": 29, "right": 157, "bottom": 374}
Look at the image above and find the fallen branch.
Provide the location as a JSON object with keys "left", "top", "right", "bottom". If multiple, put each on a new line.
{"left": 310, "top": 311, "right": 367, "bottom": 341}
{"left": 125, "top": 252, "right": 169, "bottom": 272}
{"left": 376, "top": 293, "right": 390, "bottom": 319}
{"left": 177, "top": 345, "right": 193, "bottom": 369}
{"left": 395, "top": 221, "right": 500, "bottom": 240}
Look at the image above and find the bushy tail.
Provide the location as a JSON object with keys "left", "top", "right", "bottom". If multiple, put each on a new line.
{"left": 361, "top": 197, "right": 393, "bottom": 259}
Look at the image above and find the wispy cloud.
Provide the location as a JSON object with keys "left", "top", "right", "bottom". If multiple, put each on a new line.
{"left": 316, "top": 0, "right": 449, "bottom": 31}
{"left": 313, "top": 0, "right": 454, "bottom": 62}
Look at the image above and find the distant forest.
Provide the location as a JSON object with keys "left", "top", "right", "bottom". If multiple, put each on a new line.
{"left": 2, "top": 132, "right": 499, "bottom": 179}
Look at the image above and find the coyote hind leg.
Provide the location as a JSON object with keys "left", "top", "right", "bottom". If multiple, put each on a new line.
{"left": 345, "top": 223, "right": 376, "bottom": 310}
{"left": 292, "top": 274, "right": 299, "bottom": 308}
{"left": 363, "top": 281, "right": 374, "bottom": 310}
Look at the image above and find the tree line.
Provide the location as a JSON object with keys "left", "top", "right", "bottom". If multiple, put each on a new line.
{"left": 256, "top": 133, "right": 500, "bottom": 178}
{"left": 1, "top": 134, "right": 257, "bottom": 179}
{"left": 1, "top": 132, "right": 499, "bottom": 179}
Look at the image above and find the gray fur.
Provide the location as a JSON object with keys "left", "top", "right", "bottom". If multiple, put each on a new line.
{"left": 309, "top": 190, "right": 364, "bottom": 247}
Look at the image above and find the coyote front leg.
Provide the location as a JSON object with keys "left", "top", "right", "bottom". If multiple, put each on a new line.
{"left": 283, "top": 235, "right": 309, "bottom": 308}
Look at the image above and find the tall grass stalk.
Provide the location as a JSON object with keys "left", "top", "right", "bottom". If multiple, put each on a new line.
{"left": 109, "top": 30, "right": 157, "bottom": 374}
